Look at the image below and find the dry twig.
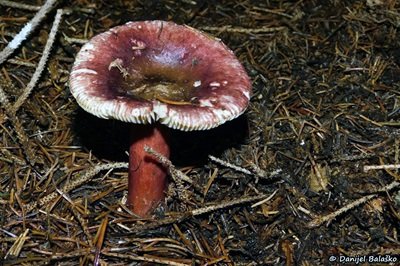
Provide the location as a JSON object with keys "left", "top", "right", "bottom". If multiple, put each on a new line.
{"left": 144, "top": 145, "right": 204, "bottom": 197}
{"left": 125, "top": 193, "right": 273, "bottom": 233}
{"left": 24, "top": 162, "right": 128, "bottom": 213}
{"left": 201, "top": 25, "right": 287, "bottom": 34}
{"left": 13, "top": 9, "right": 63, "bottom": 112}
{"left": 364, "top": 163, "right": 400, "bottom": 172}
{"left": 307, "top": 181, "right": 400, "bottom": 228}
{"left": 101, "top": 251, "right": 190, "bottom": 266}
{"left": 209, "top": 155, "right": 252, "bottom": 175}
{"left": 0, "top": 0, "right": 41, "bottom": 11}
{"left": 0, "top": 83, "right": 34, "bottom": 164}
{"left": 0, "top": 0, "right": 58, "bottom": 65}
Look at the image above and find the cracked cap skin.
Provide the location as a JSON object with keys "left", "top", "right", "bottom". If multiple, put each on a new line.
{"left": 69, "top": 20, "right": 251, "bottom": 131}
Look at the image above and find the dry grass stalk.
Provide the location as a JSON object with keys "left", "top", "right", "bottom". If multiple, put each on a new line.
{"left": 0, "top": 0, "right": 57, "bottom": 64}
{"left": 201, "top": 25, "right": 287, "bottom": 34}
{"left": 307, "top": 181, "right": 400, "bottom": 228}
{"left": 0, "top": 0, "right": 41, "bottom": 11}
{"left": 101, "top": 251, "right": 191, "bottom": 266}
{"left": 364, "top": 163, "right": 400, "bottom": 172}
{"left": 145, "top": 145, "right": 192, "bottom": 185}
{"left": 190, "top": 193, "right": 271, "bottom": 216}
{"left": 1, "top": 1, "right": 400, "bottom": 264}
{"left": 0, "top": 83, "right": 34, "bottom": 164}
{"left": 208, "top": 155, "right": 252, "bottom": 175}
{"left": 13, "top": 9, "right": 63, "bottom": 113}
{"left": 24, "top": 162, "right": 128, "bottom": 212}
{"left": 4, "top": 229, "right": 29, "bottom": 259}
{"left": 144, "top": 145, "right": 204, "bottom": 199}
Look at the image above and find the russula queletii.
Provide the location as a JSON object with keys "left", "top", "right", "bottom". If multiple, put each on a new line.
{"left": 69, "top": 20, "right": 251, "bottom": 216}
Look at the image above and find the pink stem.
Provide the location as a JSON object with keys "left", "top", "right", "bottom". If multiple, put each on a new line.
{"left": 127, "top": 124, "right": 170, "bottom": 216}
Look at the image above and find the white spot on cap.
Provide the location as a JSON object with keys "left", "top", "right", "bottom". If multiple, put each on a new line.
{"left": 153, "top": 101, "right": 168, "bottom": 119}
{"left": 83, "top": 43, "right": 94, "bottom": 51}
{"left": 210, "top": 81, "right": 220, "bottom": 87}
{"left": 199, "top": 99, "right": 214, "bottom": 107}
{"left": 221, "top": 95, "right": 235, "bottom": 103}
{"left": 193, "top": 80, "right": 201, "bottom": 87}
{"left": 72, "top": 68, "right": 98, "bottom": 75}
{"left": 242, "top": 90, "right": 250, "bottom": 99}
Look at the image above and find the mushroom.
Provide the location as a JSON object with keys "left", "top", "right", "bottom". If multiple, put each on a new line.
{"left": 69, "top": 21, "right": 251, "bottom": 216}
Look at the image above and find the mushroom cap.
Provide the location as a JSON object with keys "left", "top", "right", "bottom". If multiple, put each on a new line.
{"left": 69, "top": 20, "right": 251, "bottom": 131}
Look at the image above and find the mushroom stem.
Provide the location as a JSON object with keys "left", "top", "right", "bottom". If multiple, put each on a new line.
{"left": 128, "top": 123, "right": 170, "bottom": 216}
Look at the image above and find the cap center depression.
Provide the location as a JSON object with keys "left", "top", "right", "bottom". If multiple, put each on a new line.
{"left": 108, "top": 43, "right": 200, "bottom": 104}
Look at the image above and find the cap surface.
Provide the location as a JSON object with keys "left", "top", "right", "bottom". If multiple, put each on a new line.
{"left": 69, "top": 20, "right": 251, "bottom": 131}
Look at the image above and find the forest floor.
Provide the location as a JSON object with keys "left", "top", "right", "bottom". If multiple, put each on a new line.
{"left": 1, "top": 0, "right": 400, "bottom": 265}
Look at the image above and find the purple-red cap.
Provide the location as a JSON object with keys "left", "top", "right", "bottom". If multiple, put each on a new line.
{"left": 69, "top": 20, "right": 251, "bottom": 131}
